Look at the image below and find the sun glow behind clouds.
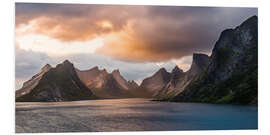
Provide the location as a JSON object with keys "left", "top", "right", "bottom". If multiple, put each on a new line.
{"left": 16, "top": 34, "right": 104, "bottom": 56}
{"left": 98, "top": 20, "right": 113, "bottom": 29}
{"left": 16, "top": 23, "right": 105, "bottom": 56}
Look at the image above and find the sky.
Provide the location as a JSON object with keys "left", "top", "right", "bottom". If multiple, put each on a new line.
{"left": 15, "top": 3, "right": 257, "bottom": 89}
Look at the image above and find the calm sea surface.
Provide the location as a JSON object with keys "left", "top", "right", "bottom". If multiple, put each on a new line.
{"left": 16, "top": 98, "right": 258, "bottom": 133}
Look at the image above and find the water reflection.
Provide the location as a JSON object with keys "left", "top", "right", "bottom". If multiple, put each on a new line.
{"left": 16, "top": 98, "right": 258, "bottom": 133}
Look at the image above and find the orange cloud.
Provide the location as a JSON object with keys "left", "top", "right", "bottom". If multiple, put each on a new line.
{"left": 97, "top": 21, "right": 191, "bottom": 62}
{"left": 97, "top": 20, "right": 114, "bottom": 30}
{"left": 16, "top": 4, "right": 146, "bottom": 41}
{"left": 25, "top": 16, "right": 114, "bottom": 41}
{"left": 15, "top": 3, "right": 257, "bottom": 62}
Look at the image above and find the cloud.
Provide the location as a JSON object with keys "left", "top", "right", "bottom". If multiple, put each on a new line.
{"left": 15, "top": 4, "right": 258, "bottom": 89}
{"left": 97, "top": 7, "right": 258, "bottom": 62}
{"left": 15, "top": 43, "right": 56, "bottom": 79}
{"left": 15, "top": 43, "right": 56, "bottom": 89}
{"left": 15, "top": 33, "right": 104, "bottom": 56}
{"left": 172, "top": 55, "right": 193, "bottom": 72}
{"left": 16, "top": 3, "right": 257, "bottom": 62}
{"left": 16, "top": 3, "right": 146, "bottom": 41}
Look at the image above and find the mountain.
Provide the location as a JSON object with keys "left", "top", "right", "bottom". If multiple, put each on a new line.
{"left": 16, "top": 64, "right": 52, "bottom": 99}
{"left": 111, "top": 69, "right": 130, "bottom": 90}
{"left": 75, "top": 66, "right": 108, "bottom": 89}
{"left": 171, "top": 16, "right": 258, "bottom": 105}
{"left": 152, "top": 66, "right": 183, "bottom": 98}
{"left": 16, "top": 60, "right": 96, "bottom": 102}
{"left": 76, "top": 67, "right": 139, "bottom": 98}
{"left": 187, "top": 53, "right": 210, "bottom": 77}
{"left": 153, "top": 53, "right": 210, "bottom": 99}
{"left": 139, "top": 68, "right": 171, "bottom": 96}
{"left": 15, "top": 16, "right": 257, "bottom": 104}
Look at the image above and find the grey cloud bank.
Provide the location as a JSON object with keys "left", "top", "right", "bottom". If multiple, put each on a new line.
{"left": 15, "top": 3, "right": 257, "bottom": 89}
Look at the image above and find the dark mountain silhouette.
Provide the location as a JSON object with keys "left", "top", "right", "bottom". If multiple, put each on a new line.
{"left": 16, "top": 60, "right": 96, "bottom": 102}
{"left": 170, "top": 16, "right": 258, "bottom": 105}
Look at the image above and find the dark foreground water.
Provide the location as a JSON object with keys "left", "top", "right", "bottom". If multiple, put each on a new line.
{"left": 16, "top": 98, "right": 258, "bottom": 133}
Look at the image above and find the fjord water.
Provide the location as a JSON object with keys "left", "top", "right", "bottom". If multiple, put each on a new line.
{"left": 16, "top": 98, "right": 257, "bottom": 133}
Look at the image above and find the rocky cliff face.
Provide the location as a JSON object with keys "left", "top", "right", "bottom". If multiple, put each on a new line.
{"left": 16, "top": 60, "right": 96, "bottom": 102}
{"left": 152, "top": 66, "right": 184, "bottom": 98}
{"left": 111, "top": 69, "right": 130, "bottom": 90}
{"left": 188, "top": 53, "right": 210, "bottom": 77}
{"left": 15, "top": 64, "right": 52, "bottom": 99}
{"left": 75, "top": 66, "right": 108, "bottom": 88}
{"left": 171, "top": 16, "right": 258, "bottom": 105}
{"left": 139, "top": 68, "right": 171, "bottom": 96}
{"left": 153, "top": 53, "right": 210, "bottom": 99}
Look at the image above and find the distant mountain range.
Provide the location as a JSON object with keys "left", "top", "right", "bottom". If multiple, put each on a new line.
{"left": 15, "top": 16, "right": 258, "bottom": 105}
{"left": 75, "top": 66, "right": 140, "bottom": 98}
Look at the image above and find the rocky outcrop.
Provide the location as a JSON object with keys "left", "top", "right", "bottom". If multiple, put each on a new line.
{"left": 16, "top": 60, "right": 96, "bottom": 102}
{"left": 171, "top": 16, "right": 258, "bottom": 105}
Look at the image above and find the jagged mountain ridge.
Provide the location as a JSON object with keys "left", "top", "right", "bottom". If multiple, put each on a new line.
{"left": 16, "top": 52, "right": 211, "bottom": 101}
{"left": 75, "top": 66, "right": 108, "bottom": 88}
{"left": 16, "top": 61, "right": 142, "bottom": 101}
{"left": 76, "top": 66, "right": 139, "bottom": 98}
{"left": 151, "top": 53, "right": 210, "bottom": 98}
{"left": 15, "top": 15, "right": 257, "bottom": 105}
{"left": 16, "top": 60, "right": 96, "bottom": 102}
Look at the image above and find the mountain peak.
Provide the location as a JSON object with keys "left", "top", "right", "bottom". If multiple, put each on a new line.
{"left": 112, "top": 69, "right": 120, "bottom": 74}
{"left": 91, "top": 66, "right": 99, "bottom": 71}
{"left": 172, "top": 66, "right": 183, "bottom": 74}
{"left": 187, "top": 53, "right": 210, "bottom": 76}
{"left": 128, "top": 80, "right": 136, "bottom": 83}
{"left": 127, "top": 80, "right": 139, "bottom": 89}
{"left": 193, "top": 53, "right": 209, "bottom": 60}
{"left": 140, "top": 67, "right": 171, "bottom": 94}
{"left": 192, "top": 53, "right": 210, "bottom": 66}
{"left": 155, "top": 68, "right": 170, "bottom": 80}
{"left": 63, "top": 60, "right": 72, "bottom": 65}
{"left": 102, "top": 69, "right": 107, "bottom": 72}
{"left": 157, "top": 67, "right": 167, "bottom": 73}
{"left": 41, "top": 64, "right": 52, "bottom": 71}
{"left": 239, "top": 15, "right": 257, "bottom": 29}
